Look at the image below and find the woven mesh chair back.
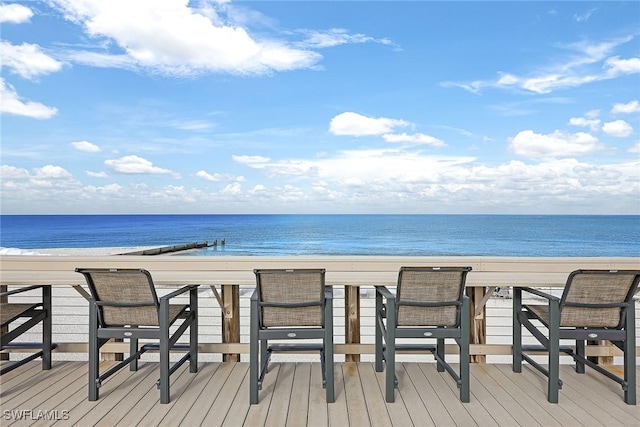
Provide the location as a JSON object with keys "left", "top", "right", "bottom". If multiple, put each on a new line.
{"left": 257, "top": 269, "right": 325, "bottom": 327}
{"left": 560, "top": 270, "right": 640, "bottom": 328}
{"left": 397, "top": 267, "right": 470, "bottom": 327}
{"left": 85, "top": 269, "right": 160, "bottom": 327}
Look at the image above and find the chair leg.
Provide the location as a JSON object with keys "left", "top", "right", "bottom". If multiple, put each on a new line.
{"left": 375, "top": 291, "right": 383, "bottom": 372}
{"left": 623, "top": 305, "right": 636, "bottom": 405}
{"left": 130, "top": 335, "right": 138, "bottom": 371}
{"left": 249, "top": 297, "right": 259, "bottom": 404}
{"left": 460, "top": 296, "right": 470, "bottom": 403}
{"left": 42, "top": 286, "right": 52, "bottom": 370}
{"left": 547, "top": 300, "right": 560, "bottom": 403}
{"left": 512, "top": 288, "right": 522, "bottom": 373}
{"left": 436, "top": 338, "right": 445, "bottom": 372}
{"left": 159, "top": 300, "right": 170, "bottom": 404}
{"left": 575, "top": 340, "right": 585, "bottom": 374}
{"left": 190, "top": 288, "right": 198, "bottom": 373}
{"left": 88, "top": 300, "right": 99, "bottom": 401}
{"left": 325, "top": 305, "right": 335, "bottom": 403}
{"left": 385, "top": 299, "right": 396, "bottom": 403}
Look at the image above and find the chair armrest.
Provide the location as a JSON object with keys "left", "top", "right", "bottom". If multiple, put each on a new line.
{"left": 0, "top": 285, "right": 45, "bottom": 297}
{"left": 159, "top": 284, "right": 199, "bottom": 301}
{"left": 375, "top": 285, "right": 395, "bottom": 301}
{"left": 520, "top": 286, "right": 559, "bottom": 301}
{"left": 325, "top": 286, "right": 333, "bottom": 300}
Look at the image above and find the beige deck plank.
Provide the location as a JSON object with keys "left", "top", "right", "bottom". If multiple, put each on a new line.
{"left": 369, "top": 366, "right": 414, "bottom": 427}
{"left": 515, "top": 364, "right": 605, "bottom": 426}
{"left": 199, "top": 362, "right": 248, "bottom": 427}
{"left": 327, "top": 363, "right": 349, "bottom": 427}
{"left": 242, "top": 362, "right": 282, "bottom": 426}
{"left": 8, "top": 362, "right": 87, "bottom": 427}
{"left": 467, "top": 365, "right": 520, "bottom": 426}
{"left": 403, "top": 362, "right": 456, "bottom": 426}
{"left": 122, "top": 363, "right": 197, "bottom": 427}
{"left": 392, "top": 363, "right": 434, "bottom": 426}
{"left": 556, "top": 365, "right": 640, "bottom": 426}
{"left": 357, "top": 363, "right": 393, "bottom": 427}
{"left": 475, "top": 363, "right": 557, "bottom": 427}
{"left": 264, "top": 362, "right": 296, "bottom": 427}
{"left": 471, "top": 363, "right": 545, "bottom": 426}
{"left": 417, "top": 362, "right": 477, "bottom": 427}
{"left": 74, "top": 362, "right": 159, "bottom": 427}
{"left": 285, "top": 362, "right": 312, "bottom": 427}
{"left": 437, "top": 364, "right": 499, "bottom": 427}
{"left": 220, "top": 364, "right": 251, "bottom": 427}
{"left": 156, "top": 362, "right": 221, "bottom": 426}
{"left": 1, "top": 361, "right": 78, "bottom": 410}
{"left": 0, "top": 360, "right": 40, "bottom": 387}
{"left": 0, "top": 361, "right": 636, "bottom": 427}
{"left": 493, "top": 364, "right": 580, "bottom": 427}
{"left": 306, "top": 362, "right": 329, "bottom": 427}
{"left": 178, "top": 361, "right": 236, "bottom": 426}
{"left": 342, "top": 361, "right": 373, "bottom": 427}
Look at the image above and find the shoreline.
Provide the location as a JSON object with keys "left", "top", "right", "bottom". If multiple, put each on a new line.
{"left": 0, "top": 246, "right": 160, "bottom": 256}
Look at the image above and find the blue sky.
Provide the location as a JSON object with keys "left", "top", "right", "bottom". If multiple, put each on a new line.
{"left": 1, "top": 1, "right": 639, "bottom": 214}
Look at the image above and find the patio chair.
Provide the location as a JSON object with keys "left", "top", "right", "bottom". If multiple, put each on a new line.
{"left": 513, "top": 269, "right": 640, "bottom": 404}
{"left": 375, "top": 266, "right": 472, "bottom": 403}
{"left": 1, "top": 285, "right": 55, "bottom": 375}
{"left": 75, "top": 268, "right": 198, "bottom": 404}
{"left": 250, "top": 269, "right": 334, "bottom": 404}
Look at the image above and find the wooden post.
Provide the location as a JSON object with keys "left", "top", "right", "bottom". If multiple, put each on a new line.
{"left": 345, "top": 285, "right": 360, "bottom": 362}
{"left": 467, "top": 287, "right": 487, "bottom": 363}
{"left": 222, "top": 284, "right": 240, "bottom": 362}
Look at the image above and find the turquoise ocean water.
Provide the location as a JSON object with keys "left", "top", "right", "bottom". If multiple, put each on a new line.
{"left": 0, "top": 215, "right": 638, "bottom": 257}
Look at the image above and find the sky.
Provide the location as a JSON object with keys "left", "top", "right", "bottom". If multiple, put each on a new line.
{"left": 1, "top": 0, "right": 639, "bottom": 215}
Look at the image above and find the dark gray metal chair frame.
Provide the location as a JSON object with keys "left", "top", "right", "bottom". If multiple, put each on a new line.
{"left": 250, "top": 268, "right": 334, "bottom": 404}
{"left": 1, "top": 285, "right": 56, "bottom": 375}
{"left": 76, "top": 268, "right": 198, "bottom": 404}
{"left": 513, "top": 269, "right": 640, "bottom": 405}
{"left": 375, "top": 266, "right": 472, "bottom": 403}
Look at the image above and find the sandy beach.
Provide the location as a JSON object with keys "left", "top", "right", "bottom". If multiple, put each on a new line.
{"left": 0, "top": 246, "right": 160, "bottom": 256}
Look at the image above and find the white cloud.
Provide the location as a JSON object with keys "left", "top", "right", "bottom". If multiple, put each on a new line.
{"left": 611, "top": 100, "right": 640, "bottom": 114}
{"left": 444, "top": 36, "right": 639, "bottom": 94}
{"left": 71, "top": 140, "right": 101, "bottom": 152}
{"left": 50, "top": 0, "right": 321, "bottom": 76}
{"left": 0, "top": 78, "right": 58, "bottom": 119}
{"left": 568, "top": 117, "right": 601, "bottom": 132}
{"left": 232, "top": 155, "right": 271, "bottom": 165}
{"left": 104, "top": 155, "right": 178, "bottom": 176}
{"left": 604, "top": 56, "right": 640, "bottom": 76}
{"left": 196, "top": 170, "right": 244, "bottom": 182}
{"left": 0, "top": 3, "right": 33, "bottom": 23}
{"left": 628, "top": 142, "right": 640, "bottom": 154}
{"left": 573, "top": 8, "right": 596, "bottom": 23}
{"left": 329, "top": 112, "right": 409, "bottom": 136}
{"left": 297, "top": 28, "right": 394, "bottom": 49}
{"left": 0, "top": 41, "right": 63, "bottom": 80}
{"left": 382, "top": 133, "right": 446, "bottom": 147}
{"left": 509, "top": 130, "right": 603, "bottom": 158}
{"left": 0, "top": 165, "right": 30, "bottom": 179}
{"left": 602, "top": 120, "right": 633, "bottom": 137}
{"left": 86, "top": 171, "right": 108, "bottom": 178}
{"left": 34, "top": 165, "right": 74, "bottom": 179}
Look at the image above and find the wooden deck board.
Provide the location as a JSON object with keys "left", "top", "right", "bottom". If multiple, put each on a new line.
{"left": 1, "top": 362, "right": 638, "bottom": 426}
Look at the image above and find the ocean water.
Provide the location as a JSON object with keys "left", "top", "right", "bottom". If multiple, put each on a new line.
{"left": 0, "top": 214, "right": 638, "bottom": 257}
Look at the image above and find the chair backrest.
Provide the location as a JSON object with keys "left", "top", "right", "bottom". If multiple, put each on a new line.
{"left": 560, "top": 269, "right": 640, "bottom": 328}
{"left": 76, "top": 268, "right": 160, "bottom": 327}
{"left": 396, "top": 267, "right": 472, "bottom": 327}
{"left": 254, "top": 269, "right": 326, "bottom": 328}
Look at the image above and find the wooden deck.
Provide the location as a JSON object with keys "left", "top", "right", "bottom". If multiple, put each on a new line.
{"left": 1, "top": 361, "right": 639, "bottom": 426}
